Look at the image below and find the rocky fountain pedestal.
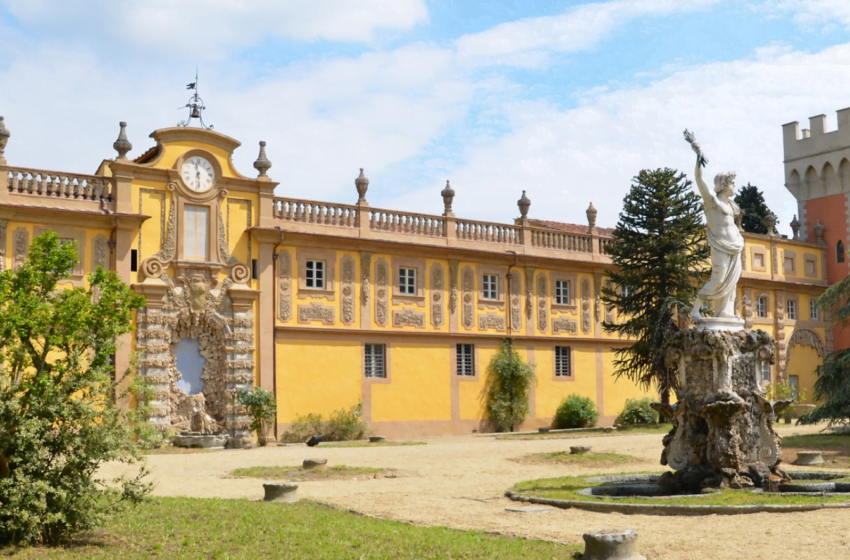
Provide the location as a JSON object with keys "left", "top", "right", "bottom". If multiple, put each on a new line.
{"left": 653, "top": 328, "right": 792, "bottom": 492}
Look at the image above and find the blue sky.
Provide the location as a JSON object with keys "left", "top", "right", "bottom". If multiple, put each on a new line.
{"left": 3, "top": 0, "right": 850, "bottom": 229}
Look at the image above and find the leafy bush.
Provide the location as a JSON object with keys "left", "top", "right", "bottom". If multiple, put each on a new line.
{"left": 127, "top": 371, "right": 173, "bottom": 450}
{"left": 0, "top": 232, "right": 151, "bottom": 546}
{"left": 484, "top": 339, "right": 537, "bottom": 432}
{"left": 554, "top": 395, "right": 599, "bottom": 429}
{"left": 279, "top": 403, "right": 368, "bottom": 443}
{"left": 615, "top": 398, "right": 659, "bottom": 426}
{"left": 235, "top": 387, "right": 277, "bottom": 446}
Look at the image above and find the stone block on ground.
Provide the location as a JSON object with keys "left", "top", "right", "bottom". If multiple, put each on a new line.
{"left": 303, "top": 458, "right": 328, "bottom": 470}
{"left": 582, "top": 529, "right": 646, "bottom": 560}
{"left": 369, "top": 436, "right": 386, "bottom": 443}
{"left": 263, "top": 482, "right": 299, "bottom": 503}
{"left": 570, "top": 446, "right": 592, "bottom": 455}
{"left": 504, "top": 505, "right": 555, "bottom": 513}
{"left": 793, "top": 451, "right": 824, "bottom": 466}
{"left": 538, "top": 427, "right": 550, "bottom": 433}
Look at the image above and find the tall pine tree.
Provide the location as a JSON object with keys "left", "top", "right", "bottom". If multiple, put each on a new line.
{"left": 602, "top": 168, "right": 710, "bottom": 404}
{"left": 799, "top": 276, "right": 850, "bottom": 426}
{"left": 735, "top": 183, "right": 778, "bottom": 234}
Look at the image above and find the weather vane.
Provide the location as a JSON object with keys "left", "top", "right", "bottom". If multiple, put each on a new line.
{"left": 178, "top": 68, "right": 213, "bottom": 130}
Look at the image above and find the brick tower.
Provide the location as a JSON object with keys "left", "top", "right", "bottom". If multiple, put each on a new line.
{"left": 783, "top": 108, "right": 850, "bottom": 348}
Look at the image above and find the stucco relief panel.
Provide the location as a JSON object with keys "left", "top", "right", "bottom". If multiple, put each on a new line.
{"left": 278, "top": 250, "right": 292, "bottom": 322}
{"left": 430, "top": 263, "right": 444, "bottom": 329}
{"left": 341, "top": 255, "right": 356, "bottom": 325}
{"left": 375, "top": 258, "right": 389, "bottom": 326}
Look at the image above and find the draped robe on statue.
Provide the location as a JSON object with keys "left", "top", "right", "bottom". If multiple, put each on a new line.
{"left": 700, "top": 226, "right": 744, "bottom": 306}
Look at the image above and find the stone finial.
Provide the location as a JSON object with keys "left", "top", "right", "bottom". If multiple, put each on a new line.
{"left": 586, "top": 202, "right": 597, "bottom": 228}
{"left": 355, "top": 168, "right": 369, "bottom": 204}
{"left": 764, "top": 212, "right": 776, "bottom": 235}
{"left": 813, "top": 219, "right": 825, "bottom": 244}
{"left": 517, "top": 190, "right": 531, "bottom": 219}
{"left": 112, "top": 121, "right": 132, "bottom": 160}
{"left": 441, "top": 180, "right": 455, "bottom": 214}
{"left": 0, "top": 116, "right": 9, "bottom": 165}
{"left": 253, "top": 141, "right": 272, "bottom": 178}
{"left": 790, "top": 214, "right": 801, "bottom": 240}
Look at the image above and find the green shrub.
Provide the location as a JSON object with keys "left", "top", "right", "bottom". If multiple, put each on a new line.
{"left": 554, "top": 395, "right": 599, "bottom": 429}
{"left": 484, "top": 339, "right": 537, "bottom": 432}
{"left": 279, "top": 403, "right": 368, "bottom": 443}
{"left": 0, "top": 232, "right": 151, "bottom": 546}
{"left": 235, "top": 387, "right": 277, "bottom": 446}
{"left": 128, "top": 373, "right": 171, "bottom": 449}
{"left": 615, "top": 398, "right": 659, "bottom": 426}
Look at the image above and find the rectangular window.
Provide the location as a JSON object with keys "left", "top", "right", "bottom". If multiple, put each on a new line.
{"left": 130, "top": 249, "right": 137, "bottom": 272}
{"left": 399, "top": 267, "right": 416, "bottom": 295}
{"left": 482, "top": 274, "right": 498, "bottom": 300}
{"left": 789, "top": 375, "right": 799, "bottom": 400}
{"left": 810, "top": 300, "right": 819, "bottom": 320}
{"left": 760, "top": 361, "right": 771, "bottom": 382}
{"left": 364, "top": 344, "right": 386, "bottom": 378}
{"left": 184, "top": 205, "right": 209, "bottom": 260}
{"left": 456, "top": 344, "right": 474, "bottom": 376}
{"left": 555, "top": 280, "right": 570, "bottom": 305}
{"left": 59, "top": 238, "right": 76, "bottom": 273}
{"left": 756, "top": 296, "right": 767, "bottom": 318}
{"left": 305, "top": 260, "right": 325, "bottom": 289}
{"left": 787, "top": 299, "right": 797, "bottom": 320}
{"left": 555, "top": 346, "right": 572, "bottom": 377}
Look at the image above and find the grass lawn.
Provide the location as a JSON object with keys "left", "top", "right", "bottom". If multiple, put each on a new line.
{"left": 512, "top": 474, "right": 850, "bottom": 506}
{"left": 232, "top": 465, "right": 387, "bottom": 481}
{"left": 1, "top": 498, "right": 579, "bottom": 559}
{"left": 321, "top": 440, "right": 427, "bottom": 448}
{"left": 497, "top": 424, "right": 670, "bottom": 440}
{"left": 783, "top": 433, "right": 850, "bottom": 468}
{"left": 513, "top": 451, "right": 639, "bottom": 468}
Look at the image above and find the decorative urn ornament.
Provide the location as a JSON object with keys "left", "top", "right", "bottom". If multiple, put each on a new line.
{"left": 790, "top": 215, "right": 801, "bottom": 240}
{"left": 113, "top": 121, "right": 132, "bottom": 161}
{"left": 517, "top": 190, "right": 531, "bottom": 219}
{"left": 813, "top": 219, "right": 825, "bottom": 244}
{"left": 0, "top": 116, "right": 9, "bottom": 164}
{"left": 253, "top": 141, "right": 272, "bottom": 178}
{"left": 355, "top": 168, "right": 369, "bottom": 203}
{"left": 441, "top": 180, "right": 455, "bottom": 213}
{"left": 586, "top": 202, "right": 597, "bottom": 228}
{"left": 764, "top": 212, "right": 777, "bottom": 234}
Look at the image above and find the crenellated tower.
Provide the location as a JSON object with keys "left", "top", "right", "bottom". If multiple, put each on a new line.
{"left": 783, "top": 108, "right": 850, "bottom": 349}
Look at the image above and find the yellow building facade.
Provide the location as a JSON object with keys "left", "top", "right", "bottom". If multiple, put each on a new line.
{"left": 0, "top": 118, "right": 830, "bottom": 441}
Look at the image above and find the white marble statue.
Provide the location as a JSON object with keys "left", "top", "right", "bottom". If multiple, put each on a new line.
{"left": 684, "top": 130, "right": 744, "bottom": 328}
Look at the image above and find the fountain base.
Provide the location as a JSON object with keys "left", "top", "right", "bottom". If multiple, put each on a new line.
{"left": 655, "top": 328, "right": 788, "bottom": 491}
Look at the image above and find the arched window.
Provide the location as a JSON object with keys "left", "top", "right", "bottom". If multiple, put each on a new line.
{"left": 838, "top": 240, "right": 845, "bottom": 263}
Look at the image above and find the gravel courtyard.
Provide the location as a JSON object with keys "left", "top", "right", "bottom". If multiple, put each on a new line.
{"left": 101, "top": 424, "right": 850, "bottom": 560}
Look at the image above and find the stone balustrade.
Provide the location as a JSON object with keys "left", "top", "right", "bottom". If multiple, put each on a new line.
{"left": 268, "top": 196, "right": 615, "bottom": 260}
{"left": 6, "top": 167, "right": 113, "bottom": 201}
{"left": 369, "top": 208, "right": 445, "bottom": 237}
{"left": 530, "top": 228, "right": 592, "bottom": 252}
{"left": 272, "top": 198, "right": 358, "bottom": 228}
{"left": 455, "top": 218, "right": 522, "bottom": 245}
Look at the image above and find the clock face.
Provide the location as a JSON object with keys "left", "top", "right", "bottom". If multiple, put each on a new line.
{"left": 181, "top": 156, "right": 215, "bottom": 191}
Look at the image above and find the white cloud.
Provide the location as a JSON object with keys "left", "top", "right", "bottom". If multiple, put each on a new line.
{"left": 391, "top": 42, "right": 850, "bottom": 233}
{"left": 455, "top": 0, "right": 721, "bottom": 67}
{"left": 0, "top": 0, "right": 429, "bottom": 60}
{"left": 0, "top": 42, "right": 472, "bottom": 206}
{"left": 764, "top": 0, "right": 850, "bottom": 29}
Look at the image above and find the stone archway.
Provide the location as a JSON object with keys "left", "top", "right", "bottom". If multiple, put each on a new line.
{"left": 784, "top": 327, "right": 827, "bottom": 379}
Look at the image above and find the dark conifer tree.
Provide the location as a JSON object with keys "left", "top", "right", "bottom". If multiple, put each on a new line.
{"left": 799, "top": 277, "right": 850, "bottom": 426}
{"left": 602, "top": 168, "right": 710, "bottom": 404}
{"left": 734, "top": 183, "right": 777, "bottom": 234}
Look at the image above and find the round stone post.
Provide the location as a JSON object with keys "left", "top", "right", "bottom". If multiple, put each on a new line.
{"left": 582, "top": 529, "right": 646, "bottom": 560}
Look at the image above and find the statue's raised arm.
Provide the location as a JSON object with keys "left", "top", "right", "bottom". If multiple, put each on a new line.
{"left": 682, "top": 129, "right": 745, "bottom": 330}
